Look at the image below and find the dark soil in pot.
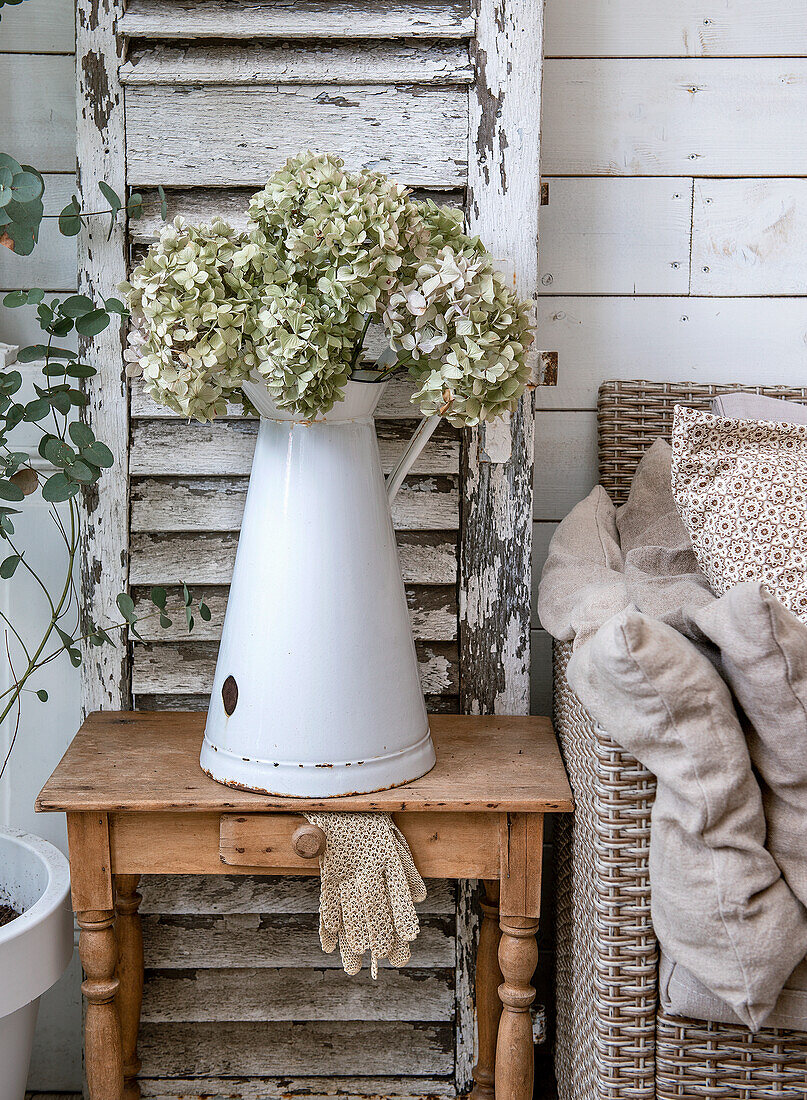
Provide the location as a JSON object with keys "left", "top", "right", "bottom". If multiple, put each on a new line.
{"left": 0, "top": 902, "right": 20, "bottom": 928}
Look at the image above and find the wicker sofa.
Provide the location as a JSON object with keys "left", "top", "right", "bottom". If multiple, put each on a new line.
{"left": 553, "top": 380, "right": 807, "bottom": 1099}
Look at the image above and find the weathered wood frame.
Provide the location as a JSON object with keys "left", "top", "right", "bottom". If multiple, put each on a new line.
{"left": 76, "top": 0, "right": 545, "bottom": 1094}
{"left": 462, "top": 0, "right": 544, "bottom": 714}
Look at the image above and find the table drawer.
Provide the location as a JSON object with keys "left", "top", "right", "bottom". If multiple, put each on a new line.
{"left": 220, "top": 811, "right": 501, "bottom": 878}
{"left": 109, "top": 810, "right": 501, "bottom": 877}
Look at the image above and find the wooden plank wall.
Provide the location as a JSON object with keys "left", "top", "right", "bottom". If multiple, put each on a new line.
{"left": 531, "top": 0, "right": 807, "bottom": 708}
{"left": 118, "top": 3, "right": 479, "bottom": 1095}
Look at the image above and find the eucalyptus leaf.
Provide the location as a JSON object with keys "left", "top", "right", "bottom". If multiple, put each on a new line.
{"left": 23, "top": 398, "right": 50, "bottom": 422}
{"left": 0, "top": 554, "right": 20, "bottom": 578}
{"left": 36, "top": 690, "right": 48, "bottom": 702}
{"left": 66, "top": 458, "right": 96, "bottom": 483}
{"left": 0, "top": 480, "right": 24, "bottom": 502}
{"left": 42, "top": 472, "right": 79, "bottom": 502}
{"left": 69, "top": 421, "right": 94, "bottom": 448}
{"left": 81, "top": 441, "right": 113, "bottom": 467}
{"left": 60, "top": 294, "right": 94, "bottom": 318}
{"left": 98, "top": 181, "right": 121, "bottom": 214}
{"left": 10, "top": 468, "right": 38, "bottom": 496}
{"left": 116, "top": 592, "right": 136, "bottom": 623}
{"left": 75, "top": 309, "right": 110, "bottom": 337}
{"left": 150, "top": 586, "right": 167, "bottom": 610}
{"left": 58, "top": 200, "right": 81, "bottom": 237}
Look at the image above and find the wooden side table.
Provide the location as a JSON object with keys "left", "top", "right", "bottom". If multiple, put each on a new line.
{"left": 37, "top": 713, "right": 572, "bottom": 1100}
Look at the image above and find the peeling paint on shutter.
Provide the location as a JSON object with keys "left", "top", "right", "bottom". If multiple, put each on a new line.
{"left": 76, "top": 0, "right": 542, "bottom": 1091}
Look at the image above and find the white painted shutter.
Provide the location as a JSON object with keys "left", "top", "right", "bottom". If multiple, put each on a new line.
{"left": 75, "top": 0, "right": 543, "bottom": 1093}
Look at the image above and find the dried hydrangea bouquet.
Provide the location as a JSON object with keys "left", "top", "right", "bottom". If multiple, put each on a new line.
{"left": 122, "top": 152, "right": 534, "bottom": 799}
{"left": 122, "top": 151, "right": 532, "bottom": 424}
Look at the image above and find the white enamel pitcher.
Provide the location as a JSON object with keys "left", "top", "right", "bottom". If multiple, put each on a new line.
{"left": 200, "top": 377, "right": 440, "bottom": 796}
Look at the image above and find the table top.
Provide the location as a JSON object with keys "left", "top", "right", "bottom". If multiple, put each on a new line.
{"left": 36, "top": 712, "right": 572, "bottom": 814}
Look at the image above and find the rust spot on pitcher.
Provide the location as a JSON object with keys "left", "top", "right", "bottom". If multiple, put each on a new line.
{"left": 221, "top": 675, "right": 238, "bottom": 716}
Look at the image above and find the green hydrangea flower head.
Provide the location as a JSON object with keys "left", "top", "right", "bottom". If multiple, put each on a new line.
{"left": 121, "top": 155, "right": 534, "bottom": 425}
{"left": 121, "top": 217, "right": 256, "bottom": 421}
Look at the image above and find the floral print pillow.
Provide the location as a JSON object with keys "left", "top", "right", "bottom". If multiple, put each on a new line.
{"left": 671, "top": 405, "right": 807, "bottom": 622}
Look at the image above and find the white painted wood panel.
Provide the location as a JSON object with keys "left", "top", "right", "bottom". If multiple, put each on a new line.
{"left": 0, "top": 0, "right": 74, "bottom": 52}
{"left": 692, "top": 179, "right": 807, "bottom": 295}
{"left": 533, "top": 410, "right": 598, "bottom": 521}
{"left": 542, "top": 59, "right": 807, "bottom": 176}
{"left": 538, "top": 178, "right": 692, "bottom": 294}
{"left": 130, "top": 191, "right": 463, "bottom": 245}
{"left": 125, "top": 86, "right": 467, "bottom": 188}
{"left": 138, "top": 1077, "right": 456, "bottom": 1100}
{"left": 130, "top": 586, "right": 457, "bottom": 642}
{"left": 535, "top": 298, "right": 807, "bottom": 410}
{"left": 120, "top": 0, "right": 474, "bottom": 40}
{"left": 130, "top": 420, "right": 459, "bottom": 477}
{"left": 138, "top": 875, "right": 456, "bottom": 915}
{"left": 141, "top": 913, "right": 455, "bottom": 968}
{"left": 131, "top": 642, "right": 459, "bottom": 696}
{"left": 129, "top": 532, "right": 458, "bottom": 587}
{"left": 130, "top": 475, "right": 459, "bottom": 532}
{"left": 138, "top": 1020, "right": 454, "bottom": 1077}
{"left": 142, "top": 967, "right": 454, "bottom": 1022}
{"left": 121, "top": 42, "right": 473, "bottom": 85}
{"left": 544, "top": 0, "right": 807, "bottom": 57}
{"left": 0, "top": 55, "right": 75, "bottom": 171}
{"left": 0, "top": 174, "right": 77, "bottom": 291}
{"left": 131, "top": 374, "right": 428, "bottom": 419}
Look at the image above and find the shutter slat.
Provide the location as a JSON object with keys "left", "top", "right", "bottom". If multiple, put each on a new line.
{"left": 121, "top": 42, "right": 473, "bottom": 86}
{"left": 138, "top": 1020, "right": 454, "bottom": 1077}
{"left": 132, "top": 585, "right": 457, "bottom": 642}
{"left": 131, "top": 475, "right": 459, "bottom": 533}
{"left": 131, "top": 641, "right": 459, "bottom": 695}
{"left": 130, "top": 419, "right": 459, "bottom": 477}
{"left": 142, "top": 966, "right": 454, "bottom": 1021}
{"left": 125, "top": 86, "right": 468, "bottom": 188}
{"left": 130, "top": 532, "right": 458, "bottom": 586}
{"left": 120, "top": 0, "right": 474, "bottom": 41}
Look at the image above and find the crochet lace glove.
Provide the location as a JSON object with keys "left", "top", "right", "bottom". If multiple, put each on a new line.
{"left": 303, "top": 811, "right": 427, "bottom": 978}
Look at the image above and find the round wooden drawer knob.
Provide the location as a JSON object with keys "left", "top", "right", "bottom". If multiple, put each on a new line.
{"left": 291, "top": 823, "right": 326, "bottom": 859}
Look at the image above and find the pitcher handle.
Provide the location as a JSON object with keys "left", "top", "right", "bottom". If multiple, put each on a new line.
{"left": 386, "top": 414, "right": 442, "bottom": 503}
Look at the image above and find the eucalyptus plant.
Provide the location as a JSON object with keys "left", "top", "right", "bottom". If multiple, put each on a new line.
{"left": 123, "top": 152, "right": 534, "bottom": 426}
{"left": 0, "top": 163, "right": 198, "bottom": 778}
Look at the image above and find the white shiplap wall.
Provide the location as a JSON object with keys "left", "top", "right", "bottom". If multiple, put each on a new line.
{"left": 531, "top": 0, "right": 807, "bottom": 710}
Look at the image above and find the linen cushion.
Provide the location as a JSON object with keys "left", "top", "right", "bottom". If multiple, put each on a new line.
{"left": 689, "top": 582, "right": 807, "bottom": 909}
{"left": 566, "top": 607, "right": 807, "bottom": 1030}
{"left": 712, "top": 391, "right": 807, "bottom": 425}
{"left": 616, "top": 438, "right": 694, "bottom": 555}
{"left": 661, "top": 951, "right": 807, "bottom": 1031}
{"left": 537, "top": 486, "right": 628, "bottom": 649}
{"left": 671, "top": 405, "right": 807, "bottom": 621}
{"left": 616, "top": 438, "right": 715, "bottom": 632}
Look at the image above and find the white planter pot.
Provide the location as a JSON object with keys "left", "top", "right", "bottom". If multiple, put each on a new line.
{"left": 0, "top": 827, "right": 73, "bottom": 1100}
{"left": 200, "top": 378, "right": 439, "bottom": 796}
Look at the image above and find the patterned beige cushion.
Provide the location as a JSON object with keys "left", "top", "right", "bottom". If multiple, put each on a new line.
{"left": 671, "top": 405, "right": 807, "bottom": 621}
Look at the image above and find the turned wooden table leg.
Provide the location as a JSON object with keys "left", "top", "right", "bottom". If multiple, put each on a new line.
{"left": 495, "top": 917, "right": 539, "bottom": 1100}
{"left": 78, "top": 909, "right": 123, "bottom": 1100}
{"left": 470, "top": 880, "right": 502, "bottom": 1100}
{"left": 115, "top": 875, "right": 143, "bottom": 1100}
{"left": 495, "top": 812, "right": 543, "bottom": 1100}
